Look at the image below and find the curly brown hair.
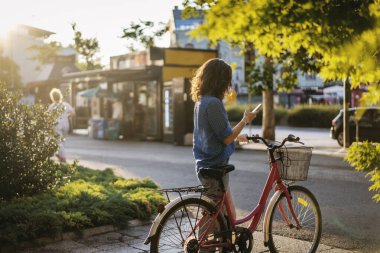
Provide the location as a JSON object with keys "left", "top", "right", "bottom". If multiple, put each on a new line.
{"left": 191, "top": 58, "right": 232, "bottom": 102}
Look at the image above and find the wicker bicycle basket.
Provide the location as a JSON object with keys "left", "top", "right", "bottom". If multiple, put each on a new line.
{"left": 275, "top": 146, "right": 313, "bottom": 181}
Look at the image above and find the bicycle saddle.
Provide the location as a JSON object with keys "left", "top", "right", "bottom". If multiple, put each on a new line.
{"left": 198, "top": 164, "right": 235, "bottom": 180}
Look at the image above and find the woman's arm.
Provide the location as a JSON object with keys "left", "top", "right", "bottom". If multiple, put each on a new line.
{"left": 223, "top": 110, "right": 257, "bottom": 145}
{"left": 65, "top": 102, "right": 76, "bottom": 117}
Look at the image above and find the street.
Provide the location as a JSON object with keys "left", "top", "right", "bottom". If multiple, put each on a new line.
{"left": 66, "top": 126, "right": 380, "bottom": 252}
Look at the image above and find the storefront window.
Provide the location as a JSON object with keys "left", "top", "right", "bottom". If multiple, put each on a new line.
{"left": 134, "top": 81, "right": 158, "bottom": 138}
{"left": 163, "top": 87, "right": 173, "bottom": 133}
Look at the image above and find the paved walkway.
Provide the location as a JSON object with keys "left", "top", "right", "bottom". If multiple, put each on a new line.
{"left": 18, "top": 222, "right": 357, "bottom": 253}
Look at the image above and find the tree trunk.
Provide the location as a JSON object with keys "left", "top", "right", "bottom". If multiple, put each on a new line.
{"left": 262, "top": 56, "right": 275, "bottom": 141}
{"left": 343, "top": 77, "right": 351, "bottom": 148}
{"left": 262, "top": 89, "right": 275, "bottom": 140}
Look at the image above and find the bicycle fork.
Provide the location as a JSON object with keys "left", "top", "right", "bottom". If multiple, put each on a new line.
{"left": 276, "top": 184, "right": 302, "bottom": 229}
{"left": 263, "top": 185, "right": 302, "bottom": 247}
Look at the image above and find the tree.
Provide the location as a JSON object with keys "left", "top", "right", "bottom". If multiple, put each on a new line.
{"left": 121, "top": 20, "right": 168, "bottom": 52}
{"left": 182, "top": 1, "right": 315, "bottom": 140}
{"left": 28, "top": 41, "right": 62, "bottom": 70}
{"left": 0, "top": 54, "right": 22, "bottom": 90}
{"left": 71, "top": 23, "right": 102, "bottom": 71}
{"left": 183, "top": 0, "right": 380, "bottom": 201}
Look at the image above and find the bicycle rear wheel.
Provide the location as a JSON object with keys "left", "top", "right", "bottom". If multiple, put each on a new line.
{"left": 268, "top": 185, "right": 322, "bottom": 253}
{"left": 150, "top": 197, "right": 227, "bottom": 253}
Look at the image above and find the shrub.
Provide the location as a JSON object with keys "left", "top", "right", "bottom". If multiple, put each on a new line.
{"left": 0, "top": 83, "right": 74, "bottom": 200}
{"left": 226, "top": 103, "right": 339, "bottom": 128}
{"left": 225, "top": 104, "right": 288, "bottom": 125}
{"left": 346, "top": 141, "right": 380, "bottom": 203}
{"left": 225, "top": 104, "right": 246, "bottom": 122}
{"left": 0, "top": 166, "right": 166, "bottom": 245}
{"left": 274, "top": 106, "right": 289, "bottom": 125}
{"left": 225, "top": 104, "right": 263, "bottom": 125}
{"left": 287, "top": 104, "right": 340, "bottom": 128}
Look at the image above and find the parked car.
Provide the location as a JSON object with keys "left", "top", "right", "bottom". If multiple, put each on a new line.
{"left": 330, "top": 107, "right": 380, "bottom": 146}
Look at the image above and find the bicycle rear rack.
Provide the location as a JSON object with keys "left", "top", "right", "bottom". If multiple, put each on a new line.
{"left": 160, "top": 185, "right": 207, "bottom": 202}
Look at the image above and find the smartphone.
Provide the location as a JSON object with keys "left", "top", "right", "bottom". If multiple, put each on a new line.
{"left": 252, "top": 103, "right": 262, "bottom": 113}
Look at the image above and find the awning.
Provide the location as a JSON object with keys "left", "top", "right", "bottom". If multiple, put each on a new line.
{"left": 77, "top": 87, "right": 115, "bottom": 98}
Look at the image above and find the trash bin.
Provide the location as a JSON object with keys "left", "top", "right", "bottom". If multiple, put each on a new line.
{"left": 105, "top": 120, "right": 120, "bottom": 140}
{"left": 89, "top": 119, "right": 106, "bottom": 139}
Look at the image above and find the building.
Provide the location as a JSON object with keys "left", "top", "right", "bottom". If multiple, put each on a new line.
{"left": 1, "top": 25, "right": 54, "bottom": 86}
{"left": 0, "top": 24, "right": 79, "bottom": 104}
{"left": 27, "top": 48, "right": 79, "bottom": 104}
{"left": 168, "top": 6, "right": 246, "bottom": 94}
{"left": 63, "top": 47, "right": 217, "bottom": 143}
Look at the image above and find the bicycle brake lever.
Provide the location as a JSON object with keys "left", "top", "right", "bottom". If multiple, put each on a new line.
{"left": 254, "top": 134, "right": 261, "bottom": 143}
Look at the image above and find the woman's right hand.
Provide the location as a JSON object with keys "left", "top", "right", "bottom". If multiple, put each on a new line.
{"left": 243, "top": 109, "right": 257, "bottom": 125}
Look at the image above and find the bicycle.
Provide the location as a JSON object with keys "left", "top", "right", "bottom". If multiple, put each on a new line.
{"left": 144, "top": 134, "right": 322, "bottom": 253}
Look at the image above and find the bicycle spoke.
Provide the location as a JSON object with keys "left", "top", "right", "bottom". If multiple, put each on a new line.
{"left": 153, "top": 200, "right": 226, "bottom": 252}
{"left": 268, "top": 187, "right": 321, "bottom": 253}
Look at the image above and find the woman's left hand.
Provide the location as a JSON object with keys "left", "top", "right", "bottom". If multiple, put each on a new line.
{"left": 236, "top": 134, "right": 249, "bottom": 144}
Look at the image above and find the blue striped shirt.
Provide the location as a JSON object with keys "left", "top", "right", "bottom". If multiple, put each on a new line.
{"left": 193, "top": 95, "right": 235, "bottom": 169}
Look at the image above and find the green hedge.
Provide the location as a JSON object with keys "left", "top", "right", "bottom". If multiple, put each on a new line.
{"left": 346, "top": 142, "right": 380, "bottom": 203}
{"left": 0, "top": 165, "right": 166, "bottom": 245}
{"left": 226, "top": 104, "right": 339, "bottom": 128}
{"left": 0, "top": 83, "right": 65, "bottom": 200}
{"left": 287, "top": 105, "right": 340, "bottom": 128}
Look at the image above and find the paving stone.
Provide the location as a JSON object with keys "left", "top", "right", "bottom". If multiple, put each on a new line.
{"left": 20, "top": 240, "right": 95, "bottom": 253}
{"left": 81, "top": 225, "right": 114, "bottom": 238}
{"left": 120, "top": 225, "right": 151, "bottom": 238}
{"left": 91, "top": 242, "right": 128, "bottom": 252}
{"left": 76, "top": 232, "right": 123, "bottom": 247}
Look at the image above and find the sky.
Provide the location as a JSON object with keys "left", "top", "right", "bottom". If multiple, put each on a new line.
{"left": 0, "top": 0, "right": 184, "bottom": 65}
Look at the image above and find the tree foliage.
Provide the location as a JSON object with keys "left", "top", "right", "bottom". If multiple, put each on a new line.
{"left": 183, "top": 0, "right": 379, "bottom": 84}
{"left": 28, "top": 41, "right": 62, "bottom": 70}
{"left": 71, "top": 23, "right": 102, "bottom": 71}
{"left": 182, "top": 0, "right": 320, "bottom": 140}
{"left": 346, "top": 142, "right": 380, "bottom": 202}
{"left": 182, "top": 0, "right": 380, "bottom": 200}
{"left": 0, "top": 83, "right": 74, "bottom": 200}
{"left": 121, "top": 20, "right": 168, "bottom": 52}
{"left": 0, "top": 55, "right": 22, "bottom": 90}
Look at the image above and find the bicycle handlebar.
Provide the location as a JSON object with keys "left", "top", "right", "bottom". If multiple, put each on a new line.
{"left": 246, "top": 134, "right": 303, "bottom": 149}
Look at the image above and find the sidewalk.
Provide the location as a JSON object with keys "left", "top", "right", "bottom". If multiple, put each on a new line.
{"left": 18, "top": 221, "right": 357, "bottom": 253}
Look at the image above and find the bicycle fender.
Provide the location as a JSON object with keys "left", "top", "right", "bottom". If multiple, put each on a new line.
{"left": 263, "top": 189, "right": 283, "bottom": 246}
{"left": 144, "top": 194, "right": 216, "bottom": 245}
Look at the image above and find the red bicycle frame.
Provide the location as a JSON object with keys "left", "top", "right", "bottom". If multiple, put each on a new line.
{"left": 197, "top": 140, "right": 302, "bottom": 249}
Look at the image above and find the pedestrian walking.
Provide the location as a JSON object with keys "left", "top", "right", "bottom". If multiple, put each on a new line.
{"left": 48, "top": 88, "right": 75, "bottom": 163}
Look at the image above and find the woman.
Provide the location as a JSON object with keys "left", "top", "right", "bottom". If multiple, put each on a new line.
{"left": 49, "top": 88, "right": 75, "bottom": 163}
{"left": 191, "top": 58, "right": 257, "bottom": 221}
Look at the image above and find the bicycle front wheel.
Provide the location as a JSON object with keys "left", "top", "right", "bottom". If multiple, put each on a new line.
{"left": 267, "top": 185, "right": 322, "bottom": 253}
{"left": 150, "top": 197, "right": 227, "bottom": 253}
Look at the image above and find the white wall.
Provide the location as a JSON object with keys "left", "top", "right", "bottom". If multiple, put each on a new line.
{"left": 1, "top": 26, "right": 50, "bottom": 86}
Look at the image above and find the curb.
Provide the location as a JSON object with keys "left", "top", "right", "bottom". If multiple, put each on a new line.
{"left": 0, "top": 219, "right": 148, "bottom": 253}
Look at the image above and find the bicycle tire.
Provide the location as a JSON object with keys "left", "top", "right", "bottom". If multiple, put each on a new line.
{"left": 150, "top": 197, "right": 227, "bottom": 253}
{"left": 267, "top": 185, "right": 322, "bottom": 253}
